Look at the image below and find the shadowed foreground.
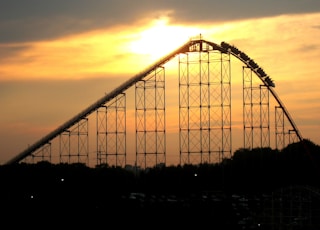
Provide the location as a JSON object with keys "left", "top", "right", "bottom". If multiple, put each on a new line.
{"left": 1, "top": 140, "right": 320, "bottom": 229}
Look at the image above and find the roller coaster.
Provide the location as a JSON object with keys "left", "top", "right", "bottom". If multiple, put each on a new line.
{"left": 5, "top": 37, "right": 303, "bottom": 168}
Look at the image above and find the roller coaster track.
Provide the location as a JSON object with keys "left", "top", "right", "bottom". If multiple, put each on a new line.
{"left": 5, "top": 38, "right": 303, "bottom": 165}
{"left": 220, "top": 41, "right": 303, "bottom": 142}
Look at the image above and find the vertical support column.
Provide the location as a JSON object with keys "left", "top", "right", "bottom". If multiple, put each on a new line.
{"left": 220, "top": 51, "right": 232, "bottom": 160}
{"left": 211, "top": 51, "right": 232, "bottom": 162}
{"left": 59, "top": 118, "right": 89, "bottom": 164}
{"left": 179, "top": 52, "right": 190, "bottom": 164}
{"left": 200, "top": 51, "right": 210, "bottom": 163}
{"left": 96, "top": 105, "right": 107, "bottom": 165}
{"left": 135, "top": 67, "right": 166, "bottom": 169}
{"left": 179, "top": 49, "right": 231, "bottom": 165}
{"left": 260, "top": 85, "right": 270, "bottom": 148}
{"left": 243, "top": 67, "right": 253, "bottom": 149}
{"left": 179, "top": 52, "right": 203, "bottom": 165}
{"left": 243, "top": 67, "right": 270, "bottom": 149}
{"left": 96, "top": 93, "right": 126, "bottom": 167}
{"left": 275, "top": 106, "right": 285, "bottom": 149}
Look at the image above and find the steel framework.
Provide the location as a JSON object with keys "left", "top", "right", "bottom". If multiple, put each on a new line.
{"left": 96, "top": 93, "right": 126, "bottom": 167}
{"left": 243, "top": 66, "right": 270, "bottom": 149}
{"left": 135, "top": 67, "right": 166, "bottom": 168}
{"left": 59, "top": 117, "right": 89, "bottom": 164}
{"left": 179, "top": 43, "right": 231, "bottom": 165}
{"left": 6, "top": 38, "right": 304, "bottom": 168}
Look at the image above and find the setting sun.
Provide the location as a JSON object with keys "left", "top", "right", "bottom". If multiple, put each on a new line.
{"left": 129, "top": 17, "right": 203, "bottom": 60}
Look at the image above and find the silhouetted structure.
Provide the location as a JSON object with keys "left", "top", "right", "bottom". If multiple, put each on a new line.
{"left": 5, "top": 37, "right": 303, "bottom": 170}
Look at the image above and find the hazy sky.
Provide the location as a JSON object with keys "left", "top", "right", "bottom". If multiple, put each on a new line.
{"left": 1, "top": 1, "right": 320, "bottom": 165}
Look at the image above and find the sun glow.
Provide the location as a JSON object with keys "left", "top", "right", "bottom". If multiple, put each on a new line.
{"left": 129, "top": 17, "right": 203, "bottom": 61}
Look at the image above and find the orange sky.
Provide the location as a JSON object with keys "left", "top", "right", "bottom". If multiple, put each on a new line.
{"left": 0, "top": 7, "right": 320, "bottom": 165}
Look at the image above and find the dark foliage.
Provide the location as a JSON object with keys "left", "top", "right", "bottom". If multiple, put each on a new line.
{"left": 1, "top": 139, "right": 320, "bottom": 228}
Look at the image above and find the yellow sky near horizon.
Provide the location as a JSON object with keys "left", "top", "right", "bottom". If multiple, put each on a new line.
{"left": 0, "top": 12, "right": 319, "bottom": 164}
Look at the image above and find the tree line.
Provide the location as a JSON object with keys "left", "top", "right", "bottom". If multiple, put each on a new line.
{"left": 1, "top": 139, "right": 319, "bottom": 228}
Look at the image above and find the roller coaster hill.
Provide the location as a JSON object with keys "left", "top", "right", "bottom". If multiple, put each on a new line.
{"left": 2, "top": 38, "right": 318, "bottom": 171}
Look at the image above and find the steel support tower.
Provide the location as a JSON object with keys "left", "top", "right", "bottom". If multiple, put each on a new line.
{"left": 243, "top": 66, "right": 270, "bottom": 149}
{"left": 179, "top": 42, "right": 232, "bottom": 165}
{"left": 135, "top": 67, "right": 166, "bottom": 169}
{"left": 59, "top": 117, "right": 89, "bottom": 165}
{"left": 96, "top": 93, "right": 126, "bottom": 167}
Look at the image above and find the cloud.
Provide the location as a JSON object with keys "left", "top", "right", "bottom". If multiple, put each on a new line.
{"left": 0, "top": 44, "right": 30, "bottom": 60}
{"left": 312, "top": 25, "right": 320, "bottom": 30}
{"left": 296, "top": 44, "right": 319, "bottom": 53}
{"left": 1, "top": 0, "right": 320, "bottom": 43}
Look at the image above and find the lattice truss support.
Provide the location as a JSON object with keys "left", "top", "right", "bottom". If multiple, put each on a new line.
{"left": 243, "top": 66, "right": 270, "bottom": 149}
{"left": 21, "top": 121, "right": 90, "bottom": 165}
{"left": 22, "top": 143, "right": 52, "bottom": 164}
{"left": 59, "top": 118, "right": 89, "bottom": 165}
{"left": 179, "top": 48, "right": 232, "bottom": 165}
{"left": 275, "top": 106, "right": 299, "bottom": 150}
{"left": 96, "top": 93, "right": 126, "bottom": 167}
{"left": 135, "top": 67, "right": 166, "bottom": 169}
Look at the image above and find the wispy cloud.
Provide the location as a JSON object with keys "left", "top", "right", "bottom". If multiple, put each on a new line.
{"left": 0, "top": 44, "right": 30, "bottom": 60}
